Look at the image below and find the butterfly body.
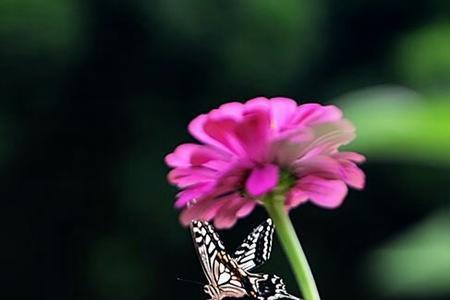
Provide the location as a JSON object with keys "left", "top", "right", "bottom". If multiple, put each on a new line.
{"left": 190, "top": 219, "right": 300, "bottom": 300}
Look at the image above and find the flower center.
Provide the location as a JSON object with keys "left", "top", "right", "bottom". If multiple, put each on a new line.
{"left": 274, "top": 168, "right": 297, "bottom": 195}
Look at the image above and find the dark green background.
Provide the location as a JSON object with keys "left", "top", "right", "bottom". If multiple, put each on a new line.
{"left": 2, "top": 1, "right": 450, "bottom": 299}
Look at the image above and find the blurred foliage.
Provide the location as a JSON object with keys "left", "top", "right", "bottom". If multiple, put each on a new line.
{"left": 1, "top": 1, "right": 450, "bottom": 300}
{"left": 366, "top": 209, "right": 450, "bottom": 298}
{"left": 338, "top": 86, "right": 450, "bottom": 165}
{"left": 0, "top": 0, "right": 84, "bottom": 61}
{"left": 395, "top": 21, "right": 450, "bottom": 90}
{"left": 150, "top": 0, "right": 324, "bottom": 91}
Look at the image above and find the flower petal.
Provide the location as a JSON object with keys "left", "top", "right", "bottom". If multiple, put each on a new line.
{"left": 286, "top": 186, "right": 309, "bottom": 209}
{"left": 165, "top": 143, "right": 228, "bottom": 168}
{"left": 213, "top": 195, "right": 248, "bottom": 229}
{"left": 293, "top": 155, "right": 341, "bottom": 178}
{"left": 269, "top": 97, "right": 298, "bottom": 131}
{"left": 333, "top": 151, "right": 366, "bottom": 163}
{"left": 236, "top": 199, "right": 257, "bottom": 217}
{"left": 245, "top": 164, "right": 279, "bottom": 197}
{"left": 338, "top": 161, "right": 365, "bottom": 189}
{"left": 189, "top": 102, "right": 245, "bottom": 155}
{"left": 211, "top": 102, "right": 244, "bottom": 120}
{"left": 167, "top": 167, "right": 215, "bottom": 188}
{"left": 271, "top": 118, "right": 354, "bottom": 167}
{"left": 295, "top": 175, "right": 348, "bottom": 208}
{"left": 290, "top": 103, "right": 342, "bottom": 127}
{"left": 188, "top": 114, "right": 228, "bottom": 151}
{"left": 203, "top": 118, "right": 245, "bottom": 156}
{"left": 234, "top": 108, "right": 271, "bottom": 161}
{"left": 244, "top": 97, "right": 271, "bottom": 110}
{"left": 270, "top": 128, "right": 314, "bottom": 167}
{"left": 300, "top": 119, "right": 356, "bottom": 159}
{"left": 174, "top": 183, "right": 213, "bottom": 208}
{"left": 179, "top": 197, "right": 227, "bottom": 225}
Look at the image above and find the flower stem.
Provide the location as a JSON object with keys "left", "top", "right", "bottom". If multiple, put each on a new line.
{"left": 264, "top": 195, "right": 321, "bottom": 300}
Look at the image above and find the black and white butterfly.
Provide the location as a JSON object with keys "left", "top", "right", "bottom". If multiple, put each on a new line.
{"left": 190, "top": 218, "right": 300, "bottom": 300}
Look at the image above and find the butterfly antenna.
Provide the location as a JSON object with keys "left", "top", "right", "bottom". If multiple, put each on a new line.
{"left": 176, "top": 277, "right": 204, "bottom": 286}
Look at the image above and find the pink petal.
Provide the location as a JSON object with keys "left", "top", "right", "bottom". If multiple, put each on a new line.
{"left": 164, "top": 144, "right": 197, "bottom": 167}
{"left": 234, "top": 108, "right": 271, "bottom": 161}
{"left": 202, "top": 159, "right": 230, "bottom": 171}
{"left": 300, "top": 120, "right": 356, "bottom": 159}
{"left": 179, "top": 197, "right": 228, "bottom": 226}
{"left": 269, "top": 97, "right": 298, "bottom": 131}
{"left": 188, "top": 114, "right": 229, "bottom": 152}
{"left": 290, "top": 103, "right": 342, "bottom": 127}
{"left": 167, "top": 167, "right": 215, "bottom": 188}
{"left": 210, "top": 102, "right": 244, "bottom": 120}
{"left": 293, "top": 155, "right": 341, "bottom": 178}
{"left": 338, "top": 161, "right": 365, "bottom": 189}
{"left": 213, "top": 195, "right": 248, "bottom": 229}
{"left": 164, "top": 143, "right": 228, "bottom": 168}
{"left": 203, "top": 118, "right": 246, "bottom": 156}
{"left": 271, "top": 115, "right": 354, "bottom": 167}
{"left": 245, "top": 164, "right": 279, "bottom": 197}
{"left": 286, "top": 186, "right": 309, "bottom": 209}
{"left": 174, "top": 183, "right": 213, "bottom": 208}
{"left": 295, "top": 175, "right": 348, "bottom": 208}
{"left": 188, "top": 106, "right": 244, "bottom": 154}
{"left": 215, "top": 160, "right": 252, "bottom": 188}
{"left": 271, "top": 128, "right": 314, "bottom": 167}
{"left": 244, "top": 97, "right": 270, "bottom": 110}
{"left": 333, "top": 151, "right": 366, "bottom": 163}
{"left": 236, "top": 199, "right": 257, "bottom": 217}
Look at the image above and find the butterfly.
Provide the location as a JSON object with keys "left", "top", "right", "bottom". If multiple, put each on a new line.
{"left": 190, "top": 218, "right": 300, "bottom": 300}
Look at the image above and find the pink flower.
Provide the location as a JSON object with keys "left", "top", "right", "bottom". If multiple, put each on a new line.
{"left": 165, "top": 97, "right": 365, "bottom": 228}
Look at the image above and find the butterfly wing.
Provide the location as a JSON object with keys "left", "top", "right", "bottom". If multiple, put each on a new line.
{"left": 190, "top": 220, "right": 248, "bottom": 299}
{"left": 233, "top": 218, "right": 275, "bottom": 271}
{"left": 253, "top": 274, "right": 301, "bottom": 300}
{"left": 190, "top": 220, "right": 226, "bottom": 285}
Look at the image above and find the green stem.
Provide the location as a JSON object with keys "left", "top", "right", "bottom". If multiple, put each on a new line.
{"left": 264, "top": 194, "right": 321, "bottom": 300}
